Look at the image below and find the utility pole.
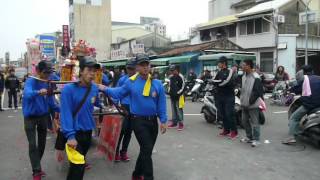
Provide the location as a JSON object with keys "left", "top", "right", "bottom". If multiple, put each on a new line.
{"left": 305, "top": 0, "right": 312, "bottom": 65}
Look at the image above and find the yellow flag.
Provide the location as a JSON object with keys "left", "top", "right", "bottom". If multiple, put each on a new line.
{"left": 179, "top": 95, "right": 185, "bottom": 108}
{"left": 65, "top": 144, "right": 85, "bottom": 165}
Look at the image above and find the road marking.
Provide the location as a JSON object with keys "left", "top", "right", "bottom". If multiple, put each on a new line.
{"left": 273, "top": 111, "right": 287, "bottom": 114}
{"left": 184, "top": 114, "right": 201, "bottom": 116}
{"left": 2, "top": 107, "right": 22, "bottom": 110}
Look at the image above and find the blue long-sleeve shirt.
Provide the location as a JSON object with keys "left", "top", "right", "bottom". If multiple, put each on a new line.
{"left": 116, "top": 75, "right": 130, "bottom": 105}
{"left": 60, "top": 82, "right": 100, "bottom": 140}
{"left": 22, "top": 78, "right": 60, "bottom": 118}
{"left": 104, "top": 75, "right": 167, "bottom": 124}
{"left": 102, "top": 73, "right": 110, "bottom": 86}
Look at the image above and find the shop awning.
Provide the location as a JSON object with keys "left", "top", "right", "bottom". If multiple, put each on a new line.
{"left": 153, "top": 66, "right": 169, "bottom": 73}
{"left": 169, "top": 54, "right": 198, "bottom": 64}
{"left": 150, "top": 58, "right": 170, "bottom": 66}
{"left": 100, "top": 59, "right": 129, "bottom": 67}
{"left": 199, "top": 53, "right": 256, "bottom": 62}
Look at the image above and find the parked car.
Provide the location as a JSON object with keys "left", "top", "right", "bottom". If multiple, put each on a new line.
{"left": 260, "top": 73, "right": 276, "bottom": 93}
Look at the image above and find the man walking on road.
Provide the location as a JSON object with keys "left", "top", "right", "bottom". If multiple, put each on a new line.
{"left": 100, "top": 54, "right": 167, "bottom": 180}
{"left": 114, "top": 59, "right": 136, "bottom": 162}
{"left": 60, "top": 57, "right": 101, "bottom": 180}
{"left": 0, "top": 68, "right": 5, "bottom": 111}
{"left": 168, "top": 65, "right": 185, "bottom": 131}
{"left": 5, "top": 68, "right": 20, "bottom": 109}
{"left": 214, "top": 56, "right": 238, "bottom": 139}
{"left": 240, "top": 60, "right": 264, "bottom": 147}
{"left": 22, "top": 61, "right": 60, "bottom": 180}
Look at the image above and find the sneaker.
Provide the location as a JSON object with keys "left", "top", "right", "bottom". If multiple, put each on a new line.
{"left": 240, "top": 137, "right": 253, "bottom": 143}
{"left": 177, "top": 123, "right": 184, "bottom": 131}
{"left": 120, "top": 152, "right": 130, "bottom": 162}
{"left": 33, "top": 174, "right": 41, "bottom": 180}
{"left": 168, "top": 122, "right": 178, "bottom": 129}
{"left": 251, "top": 140, "right": 261, "bottom": 147}
{"left": 218, "top": 129, "right": 230, "bottom": 137}
{"left": 228, "top": 131, "right": 238, "bottom": 140}
{"left": 115, "top": 153, "right": 121, "bottom": 162}
{"left": 39, "top": 171, "right": 46, "bottom": 177}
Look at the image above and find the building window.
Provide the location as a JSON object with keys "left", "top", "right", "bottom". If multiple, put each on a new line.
{"left": 262, "top": 18, "right": 270, "bottom": 32}
{"left": 69, "top": 0, "right": 73, "bottom": 6}
{"left": 255, "top": 18, "right": 262, "bottom": 34}
{"left": 247, "top": 20, "right": 254, "bottom": 35}
{"left": 260, "top": 52, "right": 274, "bottom": 72}
{"left": 228, "top": 24, "right": 236, "bottom": 37}
{"left": 240, "top": 21, "right": 247, "bottom": 35}
{"left": 86, "top": 0, "right": 91, "bottom": 4}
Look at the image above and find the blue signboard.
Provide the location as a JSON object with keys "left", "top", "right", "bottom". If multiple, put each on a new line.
{"left": 39, "top": 35, "right": 56, "bottom": 59}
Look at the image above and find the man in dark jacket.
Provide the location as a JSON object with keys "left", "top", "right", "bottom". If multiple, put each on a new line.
{"left": 168, "top": 65, "right": 185, "bottom": 131}
{"left": 240, "top": 60, "right": 264, "bottom": 147}
{"left": 282, "top": 66, "right": 320, "bottom": 145}
{"left": 5, "top": 68, "right": 20, "bottom": 109}
{"left": 0, "top": 69, "right": 5, "bottom": 111}
{"left": 214, "top": 56, "right": 238, "bottom": 139}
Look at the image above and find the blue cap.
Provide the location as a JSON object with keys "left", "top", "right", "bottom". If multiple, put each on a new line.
{"left": 126, "top": 58, "right": 136, "bottom": 68}
{"left": 135, "top": 54, "right": 149, "bottom": 64}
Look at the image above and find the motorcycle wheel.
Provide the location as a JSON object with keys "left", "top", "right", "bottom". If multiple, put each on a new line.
{"left": 202, "top": 108, "right": 216, "bottom": 124}
{"left": 191, "top": 92, "right": 198, "bottom": 102}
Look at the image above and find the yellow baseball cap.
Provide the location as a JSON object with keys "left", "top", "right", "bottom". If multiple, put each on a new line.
{"left": 65, "top": 144, "right": 85, "bottom": 164}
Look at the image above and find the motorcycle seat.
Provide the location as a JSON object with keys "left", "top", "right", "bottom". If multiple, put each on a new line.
{"left": 308, "top": 107, "right": 320, "bottom": 115}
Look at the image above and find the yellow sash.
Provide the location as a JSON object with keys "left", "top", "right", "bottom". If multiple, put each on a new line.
{"left": 130, "top": 73, "right": 152, "bottom": 97}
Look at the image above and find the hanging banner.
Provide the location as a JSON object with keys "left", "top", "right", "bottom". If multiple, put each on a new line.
{"left": 97, "top": 115, "right": 123, "bottom": 162}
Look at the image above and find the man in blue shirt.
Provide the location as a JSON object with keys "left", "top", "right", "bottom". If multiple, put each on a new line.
{"left": 22, "top": 61, "right": 60, "bottom": 180}
{"left": 60, "top": 56, "right": 101, "bottom": 180}
{"left": 114, "top": 59, "right": 136, "bottom": 162}
{"left": 99, "top": 54, "right": 167, "bottom": 180}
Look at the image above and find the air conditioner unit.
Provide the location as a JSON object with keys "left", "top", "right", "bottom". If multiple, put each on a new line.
{"left": 277, "top": 15, "right": 285, "bottom": 23}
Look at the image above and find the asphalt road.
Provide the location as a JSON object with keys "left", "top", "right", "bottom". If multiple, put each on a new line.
{"left": 0, "top": 94, "right": 320, "bottom": 180}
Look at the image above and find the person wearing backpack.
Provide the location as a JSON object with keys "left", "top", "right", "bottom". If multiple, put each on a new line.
{"left": 60, "top": 57, "right": 101, "bottom": 180}
{"left": 22, "top": 61, "right": 60, "bottom": 180}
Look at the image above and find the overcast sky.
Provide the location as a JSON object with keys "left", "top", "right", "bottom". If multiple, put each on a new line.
{"left": 0, "top": 0, "right": 208, "bottom": 60}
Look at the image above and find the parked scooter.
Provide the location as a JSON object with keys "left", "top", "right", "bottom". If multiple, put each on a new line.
{"left": 200, "top": 80, "right": 245, "bottom": 126}
{"left": 184, "top": 81, "right": 195, "bottom": 97}
{"left": 163, "top": 78, "right": 170, "bottom": 94}
{"left": 200, "top": 80, "right": 219, "bottom": 124}
{"left": 190, "top": 79, "right": 207, "bottom": 102}
{"left": 288, "top": 97, "right": 320, "bottom": 146}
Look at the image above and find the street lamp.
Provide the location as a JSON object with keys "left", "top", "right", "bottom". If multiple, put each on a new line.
{"left": 305, "top": 0, "right": 312, "bottom": 65}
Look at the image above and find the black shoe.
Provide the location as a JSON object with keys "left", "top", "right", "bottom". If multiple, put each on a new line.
{"left": 0, "top": 109, "right": 4, "bottom": 111}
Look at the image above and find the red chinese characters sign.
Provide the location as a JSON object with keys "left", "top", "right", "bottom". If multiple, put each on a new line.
{"left": 97, "top": 115, "right": 123, "bottom": 162}
{"left": 62, "top": 25, "right": 70, "bottom": 55}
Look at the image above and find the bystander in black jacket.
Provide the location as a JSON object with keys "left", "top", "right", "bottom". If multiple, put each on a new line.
{"left": 169, "top": 74, "right": 185, "bottom": 100}
{"left": 5, "top": 74, "right": 19, "bottom": 90}
{"left": 214, "top": 68, "right": 235, "bottom": 96}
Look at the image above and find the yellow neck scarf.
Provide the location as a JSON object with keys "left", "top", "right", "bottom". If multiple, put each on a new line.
{"left": 130, "top": 73, "right": 152, "bottom": 97}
